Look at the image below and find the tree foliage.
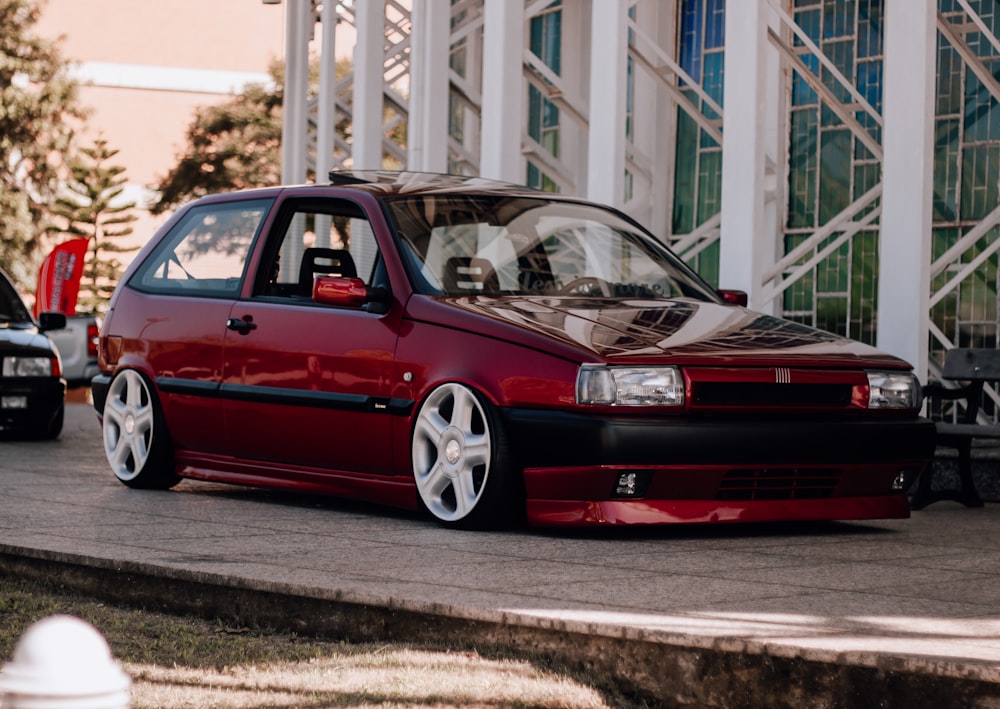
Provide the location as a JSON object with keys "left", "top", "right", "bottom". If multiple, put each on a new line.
{"left": 0, "top": 0, "right": 85, "bottom": 287}
{"left": 49, "top": 137, "right": 137, "bottom": 314}
{"left": 152, "top": 67, "right": 284, "bottom": 214}
{"left": 153, "top": 58, "right": 359, "bottom": 215}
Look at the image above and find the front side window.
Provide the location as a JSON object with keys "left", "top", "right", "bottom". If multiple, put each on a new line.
{"left": 131, "top": 199, "right": 272, "bottom": 297}
{"left": 386, "top": 195, "right": 718, "bottom": 301}
{"left": 253, "top": 198, "right": 383, "bottom": 301}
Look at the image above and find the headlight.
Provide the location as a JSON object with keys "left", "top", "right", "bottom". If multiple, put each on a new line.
{"left": 576, "top": 365, "right": 685, "bottom": 406}
{"left": 2, "top": 356, "right": 55, "bottom": 377}
{"left": 867, "top": 370, "right": 921, "bottom": 409}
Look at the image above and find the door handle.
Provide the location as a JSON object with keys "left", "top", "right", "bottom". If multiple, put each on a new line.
{"left": 226, "top": 317, "right": 257, "bottom": 334}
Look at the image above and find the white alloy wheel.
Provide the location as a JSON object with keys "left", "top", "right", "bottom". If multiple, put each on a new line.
{"left": 412, "top": 382, "right": 495, "bottom": 524}
{"left": 103, "top": 369, "right": 177, "bottom": 488}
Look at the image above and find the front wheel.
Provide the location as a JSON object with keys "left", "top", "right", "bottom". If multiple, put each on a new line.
{"left": 102, "top": 369, "right": 179, "bottom": 489}
{"left": 411, "top": 383, "right": 521, "bottom": 529}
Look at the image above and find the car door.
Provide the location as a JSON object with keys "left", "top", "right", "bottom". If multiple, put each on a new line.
{"left": 122, "top": 197, "right": 272, "bottom": 454}
{"left": 221, "top": 197, "right": 399, "bottom": 476}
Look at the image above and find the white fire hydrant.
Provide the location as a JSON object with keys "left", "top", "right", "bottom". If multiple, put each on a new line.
{"left": 0, "top": 615, "right": 131, "bottom": 708}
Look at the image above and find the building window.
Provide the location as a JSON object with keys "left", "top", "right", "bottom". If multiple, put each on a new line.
{"left": 673, "top": 0, "right": 725, "bottom": 286}
{"left": 526, "top": 2, "right": 562, "bottom": 192}
{"left": 931, "top": 0, "right": 1000, "bottom": 365}
{"left": 783, "top": 0, "right": 883, "bottom": 345}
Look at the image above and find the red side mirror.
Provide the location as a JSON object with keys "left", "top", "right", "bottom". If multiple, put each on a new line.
{"left": 313, "top": 275, "right": 368, "bottom": 308}
{"left": 716, "top": 289, "right": 748, "bottom": 307}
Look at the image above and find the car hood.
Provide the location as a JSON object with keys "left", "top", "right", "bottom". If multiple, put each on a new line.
{"left": 415, "top": 296, "right": 909, "bottom": 369}
{"left": 0, "top": 325, "right": 56, "bottom": 356}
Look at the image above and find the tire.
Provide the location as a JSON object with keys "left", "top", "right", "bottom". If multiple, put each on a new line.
{"left": 411, "top": 382, "right": 522, "bottom": 530}
{"left": 102, "top": 369, "right": 180, "bottom": 489}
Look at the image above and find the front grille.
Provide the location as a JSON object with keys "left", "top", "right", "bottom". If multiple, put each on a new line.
{"left": 693, "top": 382, "right": 852, "bottom": 408}
{"left": 716, "top": 468, "right": 840, "bottom": 500}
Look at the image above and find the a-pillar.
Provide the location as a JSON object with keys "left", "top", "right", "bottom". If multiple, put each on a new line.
{"left": 409, "top": 0, "right": 450, "bottom": 173}
{"left": 719, "top": 1, "right": 772, "bottom": 309}
{"left": 586, "top": 0, "right": 628, "bottom": 208}
{"left": 480, "top": 0, "right": 524, "bottom": 183}
{"left": 877, "top": 0, "right": 935, "bottom": 380}
{"left": 353, "top": 0, "right": 386, "bottom": 170}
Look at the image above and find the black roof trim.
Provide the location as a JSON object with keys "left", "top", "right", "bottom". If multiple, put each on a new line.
{"left": 328, "top": 171, "right": 373, "bottom": 185}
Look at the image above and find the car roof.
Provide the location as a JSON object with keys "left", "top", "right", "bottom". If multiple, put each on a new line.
{"left": 189, "top": 172, "right": 593, "bottom": 208}
{"left": 324, "top": 170, "right": 554, "bottom": 200}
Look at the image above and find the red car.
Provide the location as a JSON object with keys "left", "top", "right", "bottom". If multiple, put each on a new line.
{"left": 91, "top": 172, "right": 934, "bottom": 528}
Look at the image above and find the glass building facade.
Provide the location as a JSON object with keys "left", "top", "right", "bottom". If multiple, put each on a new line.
{"left": 673, "top": 0, "right": 725, "bottom": 286}
{"left": 672, "top": 0, "right": 999, "bottom": 361}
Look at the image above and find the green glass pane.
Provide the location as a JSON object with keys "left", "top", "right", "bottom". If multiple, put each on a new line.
{"left": 819, "top": 129, "right": 852, "bottom": 223}
{"left": 688, "top": 240, "right": 720, "bottom": 288}
{"left": 853, "top": 162, "right": 879, "bottom": 200}
{"left": 788, "top": 109, "right": 818, "bottom": 228}
{"left": 783, "top": 235, "right": 814, "bottom": 313}
{"left": 961, "top": 145, "right": 1000, "bottom": 220}
{"left": 697, "top": 150, "right": 722, "bottom": 222}
{"left": 935, "top": 40, "right": 961, "bottom": 116}
{"left": 528, "top": 86, "right": 542, "bottom": 142}
{"left": 815, "top": 237, "right": 849, "bottom": 292}
{"left": 965, "top": 74, "right": 1000, "bottom": 143}
{"left": 932, "top": 227, "right": 959, "bottom": 262}
{"left": 933, "top": 119, "right": 960, "bottom": 221}
{"left": 850, "top": 230, "right": 878, "bottom": 345}
{"left": 816, "top": 296, "right": 848, "bottom": 336}
{"left": 672, "top": 108, "right": 699, "bottom": 234}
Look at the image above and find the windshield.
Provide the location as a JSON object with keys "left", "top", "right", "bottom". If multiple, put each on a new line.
{"left": 0, "top": 273, "right": 33, "bottom": 326}
{"left": 385, "top": 195, "right": 718, "bottom": 301}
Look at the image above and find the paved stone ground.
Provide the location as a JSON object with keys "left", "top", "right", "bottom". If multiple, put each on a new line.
{"left": 1, "top": 403, "right": 999, "bottom": 707}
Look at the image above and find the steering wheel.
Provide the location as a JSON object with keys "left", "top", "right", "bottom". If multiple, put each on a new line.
{"left": 556, "top": 277, "right": 612, "bottom": 296}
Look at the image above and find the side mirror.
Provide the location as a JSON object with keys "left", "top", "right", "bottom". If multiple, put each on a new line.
{"left": 313, "top": 276, "right": 392, "bottom": 314}
{"left": 38, "top": 311, "right": 67, "bottom": 331}
{"left": 716, "top": 289, "right": 748, "bottom": 307}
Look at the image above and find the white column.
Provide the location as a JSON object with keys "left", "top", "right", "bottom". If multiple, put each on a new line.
{"left": 877, "top": 0, "right": 935, "bottom": 379}
{"left": 719, "top": 1, "right": 769, "bottom": 305}
{"left": 353, "top": 0, "right": 386, "bottom": 170}
{"left": 281, "top": 0, "right": 312, "bottom": 185}
{"left": 409, "top": 0, "right": 450, "bottom": 173}
{"left": 480, "top": 0, "right": 524, "bottom": 182}
{"left": 280, "top": 0, "right": 312, "bottom": 275}
{"left": 316, "top": 0, "right": 339, "bottom": 189}
{"left": 650, "top": 1, "right": 678, "bottom": 239}
{"left": 586, "top": 0, "right": 628, "bottom": 208}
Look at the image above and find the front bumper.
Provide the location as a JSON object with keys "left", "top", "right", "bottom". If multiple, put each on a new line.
{"left": 0, "top": 377, "right": 65, "bottom": 432}
{"left": 500, "top": 408, "right": 935, "bottom": 526}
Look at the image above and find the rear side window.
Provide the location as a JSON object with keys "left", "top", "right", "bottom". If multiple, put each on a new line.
{"left": 130, "top": 198, "right": 272, "bottom": 297}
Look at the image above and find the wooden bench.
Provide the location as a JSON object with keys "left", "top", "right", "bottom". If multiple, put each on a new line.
{"left": 910, "top": 348, "right": 1000, "bottom": 509}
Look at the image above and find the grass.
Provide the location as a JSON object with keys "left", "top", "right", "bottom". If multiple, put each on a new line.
{"left": 0, "top": 575, "right": 649, "bottom": 708}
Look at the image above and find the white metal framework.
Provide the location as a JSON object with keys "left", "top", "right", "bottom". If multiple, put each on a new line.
{"left": 274, "top": 0, "right": 1000, "bottom": 383}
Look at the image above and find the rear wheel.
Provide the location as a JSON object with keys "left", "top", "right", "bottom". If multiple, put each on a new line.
{"left": 411, "top": 383, "right": 521, "bottom": 529}
{"left": 102, "top": 369, "right": 179, "bottom": 489}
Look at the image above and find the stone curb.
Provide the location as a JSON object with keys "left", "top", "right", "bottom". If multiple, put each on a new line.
{"left": 3, "top": 544, "right": 999, "bottom": 708}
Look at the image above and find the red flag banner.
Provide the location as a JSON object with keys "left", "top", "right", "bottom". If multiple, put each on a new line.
{"left": 35, "top": 238, "right": 89, "bottom": 317}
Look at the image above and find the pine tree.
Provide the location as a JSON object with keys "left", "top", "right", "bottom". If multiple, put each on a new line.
{"left": 50, "top": 137, "right": 138, "bottom": 315}
{"left": 0, "top": 0, "right": 85, "bottom": 287}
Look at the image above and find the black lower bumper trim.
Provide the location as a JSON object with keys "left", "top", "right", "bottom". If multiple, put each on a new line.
{"left": 499, "top": 408, "right": 936, "bottom": 467}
